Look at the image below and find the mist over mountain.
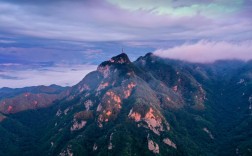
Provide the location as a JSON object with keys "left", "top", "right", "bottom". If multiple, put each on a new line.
{"left": 0, "top": 53, "right": 251, "bottom": 156}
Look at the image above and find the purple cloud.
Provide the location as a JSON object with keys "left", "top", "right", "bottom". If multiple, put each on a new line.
{"left": 0, "top": 0, "right": 251, "bottom": 42}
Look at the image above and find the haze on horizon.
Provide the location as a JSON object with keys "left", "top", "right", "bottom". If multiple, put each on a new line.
{"left": 0, "top": 0, "right": 251, "bottom": 88}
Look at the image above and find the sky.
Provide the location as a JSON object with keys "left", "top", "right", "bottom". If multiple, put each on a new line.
{"left": 0, "top": 0, "right": 251, "bottom": 88}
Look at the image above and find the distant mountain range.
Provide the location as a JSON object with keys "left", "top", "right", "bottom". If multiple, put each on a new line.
{"left": 0, "top": 85, "right": 69, "bottom": 114}
{"left": 0, "top": 53, "right": 251, "bottom": 156}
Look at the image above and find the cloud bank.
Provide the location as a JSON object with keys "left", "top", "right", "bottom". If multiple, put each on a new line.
{"left": 154, "top": 40, "right": 252, "bottom": 63}
{"left": 0, "top": 64, "right": 97, "bottom": 88}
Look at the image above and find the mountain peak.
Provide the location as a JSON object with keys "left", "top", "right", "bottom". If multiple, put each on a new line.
{"left": 110, "top": 53, "right": 131, "bottom": 64}
{"left": 135, "top": 52, "right": 155, "bottom": 62}
{"left": 145, "top": 52, "right": 154, "bottom": 57}
{"left": 98, "top": 53, "right": 131, "bottom": 68}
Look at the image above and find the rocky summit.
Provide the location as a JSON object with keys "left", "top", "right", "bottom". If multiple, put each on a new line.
{"left": 0, "top": 53, "right": 252, "bottom": 156}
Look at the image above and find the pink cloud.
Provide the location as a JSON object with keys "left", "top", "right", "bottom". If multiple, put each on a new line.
{"left": 154, "top": 40, "right": 252, "bottom": 63}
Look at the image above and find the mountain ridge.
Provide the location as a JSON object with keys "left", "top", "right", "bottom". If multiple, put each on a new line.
{"left": 0, "top": 53, "right": 251, "bottom": 156}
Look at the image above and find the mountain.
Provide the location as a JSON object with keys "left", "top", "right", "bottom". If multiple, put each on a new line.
{"left": 0, "top": 85, "right": 69, "bottom": 114}
{"left": 0, "top": 53, "right": 251, "bottom": 156}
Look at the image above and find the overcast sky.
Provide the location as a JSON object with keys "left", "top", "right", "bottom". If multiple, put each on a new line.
{"left": 0, "top": 0, "right": 251, "bottom": 88}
